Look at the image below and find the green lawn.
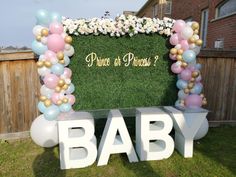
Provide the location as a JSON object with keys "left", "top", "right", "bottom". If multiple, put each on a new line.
{"left": 0, "top": 126, "right": 235, "bottom": 177}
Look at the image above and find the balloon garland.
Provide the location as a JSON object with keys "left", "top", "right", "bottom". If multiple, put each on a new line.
{"left": 32, "top": 9, "right": 75, "bottom": 121}
{"left": 169, "top": 20, "right": 207, "bottom": 109}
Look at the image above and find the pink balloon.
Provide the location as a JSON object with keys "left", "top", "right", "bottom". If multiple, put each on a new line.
{"left": 187, "top": 66, "right": 195, "bottom": 72}
{"left": 173, "top": 20, "right": 186, "bottom": 33}
{"left": 180, "top": 69, "right": 192, "bottom": 81}
{"left": 49, "top": 22, "right": 64, "bottom": 34}
{"left": 169, "top": 54, "right": 177, "bottom": 60}
{"left": 47, "top": 34, "right": 65, "bottom": 53}
{"left": 43, "top": 74, "right": 59, "bottom": 89}
{"left": 51, "top": 93, "right": 60, "bottom": 104}
{"left": 45, "top": 50, "right": 56, "bottom": 59}
{"left": 185, "top": 94, "right": 202, "bottom": 109}
{"left": 63, "top": 68, "right": 72, "bottom": 78}
{"left": 180, "top": 40, "right": 189, "bottom": 50}
{"left": 170, "top": 33, "right": 179, "bottom": 46}
{"left": 171, "top": 63, "right": 183, "bottom": 74}
{"left": 67, "top": 94, "right": 75, "bottom": 105}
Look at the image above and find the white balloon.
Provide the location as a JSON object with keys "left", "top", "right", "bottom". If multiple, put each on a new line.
{"left": 192, "top": 46, "right": 201, "bottom": 55}
{"left": 39, "top": 55, "right": 45, "bottom": 60}
{"left": 193, "top": 34, "right": 200, "bottom": 40}
{"left": 64, "top": 46, "right": 74, "bottom": 57}
{"left": 41, "top": 37, "right": 47, "bottom": 45}
{"left": 65, "top": 44, "right": 71, "bottom": 50}
{"left": 186, "top": 22, "right": 193, "bottom": 27}
{"left": 38, "top": 67, "right": 51, "bottom": 76}
{"left": 33, "top": 25, "right": 44, "bottom": 36}
{"left": 40, "top": 85, "right": 54, "bottom": 98}
{"left": 51, "top": 57, "right": 59, "bottom": 65}
{"left": 189, "top": 43, "right": 196, "bottom": 49}
{"left": 175, "top": 44, "right": 182, "bottom": 50}
{"left": 194, "top": 118, "right": 209, "bottom": 140}
{"left": 181, "top": 26, "right": 193, "bottom": 40}
{"left": 30, "top": 115, "right": 59, "bottom": 147}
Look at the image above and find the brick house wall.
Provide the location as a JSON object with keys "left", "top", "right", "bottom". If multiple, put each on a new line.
{"left": 172, "top": 0, "right": 236, "bottom": 50}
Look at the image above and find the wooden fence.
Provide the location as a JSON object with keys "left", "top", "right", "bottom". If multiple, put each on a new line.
{"left": 0, "top": 50, "right": 235, "bottom": 138}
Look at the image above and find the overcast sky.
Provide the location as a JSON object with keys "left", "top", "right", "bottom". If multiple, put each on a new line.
{"left": 0, "top": 0, "right": 147, "bottom": 47}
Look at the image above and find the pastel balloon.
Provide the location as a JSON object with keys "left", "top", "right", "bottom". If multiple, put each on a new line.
{"left": 59, "top": 103, "right": 72, "bottom": 112}
{"left": 175, "top": 44, "right": 182, "bottom": 50}
{"left": 64, "top": 46, "right": 74, "bottom": 57}
{"left": 65, "top": 83, "right": 75, "bottom": 94}
{"left": 191, "top": 83, "right": 203, "bottom": 94}
{"left": 185, "top": 94, "right": 202, "bottom": 109}
{"left": 64, "top": 55, "right": 71, "bottom": 66}
{"left": 32, "top": 40, "right": 48, "bottom": 55}
{"left": 175, "top": 100, "right": 184, "bottom": 107}
{"left": 180, "top": 69, "right": 192, "bottom": 81}
{"left": 183, "top": 50, "right": 196, "bottom": 63}
{"left": 196, "top": 63, "right": 202, "bottom": 70}
{"left": 37, "top": 67, "right": 51, "bottom": 76}
{"left": 50, "top": 12, "right": 62, "bottom": 22}
{"left": 169, "top": 54, "right": 177, "bottom": 61}
{"left": 30, "top": 115, "right": 58, "bottom": 147}
{"left": 36, "top": 9, "right": 50, "bottom": 26}
{"left": 40, "top": 85, "right": 54, "bottom": 98}
{"left": 194, "top": 118, "right": 209, "bottom": 140}
{"left": 176, "top": 79, "right": 188, "bottom": 89}
{"left": 49, "top": 22, "right": 64, "bottom": 34}
{"left": 63, "top": 68, "right": 72, "bottom": 78}
{"left": 51, "top": 93, "right": 61, "bottom": 104}
{"left": 43, "top": 74, "right": 59, "bottom": 89}
{"left": 171, "top": 63, "right": 183, "bottom": 74}
{"left": 41, "top": 37, "right": 47, "bottom": 45}
{"left": 173, "top": 20, "right": 185, "bottom": 33}
{"left": 38, "top": 101, "right": 47, "bottom": 113}
{"left": 180, "top": 40, "right": 189, "bottom": 50}
{"left": 178, "top": 90, "right": 188, "bottom": 99}
{"left": 45, "top": 50, "right": 56, "bottom": 59}
{"left": 33, "top": 25, "right": 44, "bottom": 36}
{"left": 50, "top": 57, "right": 59, "bottom": 65}
{"left": 65, "top": 44, "right": 71, "bottom": 50}
{"left": 51, "top": 63, "right": 64, "bottom": 75}
{"left": 192, "top": 46, "right": 201, "bottom": 55}
{"left": 169, "top": 33, "right": 179, "bottom": 46}
{"left": 196, "top": 75, "right": 202, "bottom": 82}
{"left": 44, "top": 104, "right": 60, "bottom": 120}
{"left": 67, "top": 94, "right": 76, "bottom": 105}
{"left": 47, "top": 34, "right": 65, "bottom": 53}
{"left": 181, "top": 26, "right": 193, "bottom": 40}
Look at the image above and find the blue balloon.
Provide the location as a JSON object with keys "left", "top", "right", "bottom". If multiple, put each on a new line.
{"left": 38, "top": 102, "right": 46, "bottom": 113}
{"left": 176, "top": 79, "right": 188, "bottom": 90}
{"left": 191, "top": 83, "right": 203, "bottom": 94}
{"left": 183, "top": 50, "right": 196, "bottom": 63}
{"left": 32, "top": 40, "right": 48, "bottom": 55}
{"left": 66, "top": 83, "right": 75, "bottom": 94}
{"left": 44, "top": 105, "right": 60, "bottom": 121}
{"left": 175, "top": 100, "right": 182, "bottom": 107}
{"left": 178, "top": 90, "right": 188, "bottom": 99}
{"left": 51, "top": 64, "right": 64, "bottom": 75}
{"left": 50, "top": 12, "right": 62, "bottom": 23}
{"left": 64, "top": 55, "right": 70, "bottom": 66}
{"left": 36, "top": 9, "right": 50, "bottom": 26}
{"left": 196, "top": 63, "right": 202, "bottom": 70}
{"left": 59, "top": 103, "right": 72, "bottom": 112}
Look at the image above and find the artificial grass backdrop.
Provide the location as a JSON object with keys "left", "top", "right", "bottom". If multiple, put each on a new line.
{"left": 70, "top": 34, "right": 177, "bottom": 110}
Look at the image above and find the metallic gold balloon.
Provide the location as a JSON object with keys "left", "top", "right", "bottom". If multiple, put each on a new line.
{"left": 55, "top": 86, "right": 61, "bottom": 92}
{"left": 191, "top": 22, "right": 199, "bottom": 30}
{"left": 196, "top": 39, "right": 203, "bottom": 46}
{"left": 177, "top": 49, "right": 184, "bottom": 55}
{"left": 194, "top": 29, "right": 199, "bottom": 34}
{"left": 62, "top": 97, "right": 69, "bottom": 103}
{"left": 184, "top": 88, "right": 190, "bottom": 94}
{"left": 188, "top": 83, "right": 194, "bottom": 89}
{"left": 58, "top": 79, "right": 65, "bottom": 87}
{"left": 62, "top": 84, "right": 68, "bottom": 90}
{"left": 202, "top": 100, "right": 207, "bottom": 105}
{"left": 59, "top": 60, "right": 65, "bottom": 64}
{"left": 170, "top": 48, "right": 177, "bottom": 55}
{"left": 39, "top": 95, "right": 47, "bottom": 101}
{"left": 41, "top": 28, "right": 49, "bottom": 36}
{"left": 190, "top": 77, "right": 196, "bottom": 82}
{"left": 57, "top": 51, "right": 64, "bottom": 60}
{"left": 200, "top": 94, "right": 205, "bottom": 98}
{"left": 181, "top": 62, "right": 188, "bottom": 68}
{"left": 44, "top": 61, "right": 52, "bottom": 68}
{"left": 64, "top": 36, "right": 72, "bottom": 44}
{"left": 176, "top": 55, "right": 183, "bottom": 61}
{"left": 36, "top": 35, "right": 42, "bottom": 41}
{"left": 189, "top": 37, "right": 196, "bottom": 43}
{"left": 44, "top": 99, "right": 52, "bottom": 107}
{"left": 57, "top": 100, "right": 63, "bottom": 105}
{"left": 37, "top": 61, "right": 44, "bottom": 68}
{"left": 192, "top": 71, "right": 199, "bottom": 78}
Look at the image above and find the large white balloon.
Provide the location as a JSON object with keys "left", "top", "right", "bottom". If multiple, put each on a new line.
{"left": 64, "top": 46, "right": 74, "bottom": 57}
{"left": 38, "top": 67, "right": 51, "bottom": 76}
{"left": 40, "top": 85, "right": 54, "bottom": 98}
{"left": 181, "top": 26, "right": 193, "bottom": 40}
{"left": 30, "top": 114, "right": 59, "bottom": 147}
{"left": 194, "top": 118, "right": 209, "bottom": 140}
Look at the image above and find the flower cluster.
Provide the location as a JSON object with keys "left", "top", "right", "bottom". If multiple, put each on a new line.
{"left": 62, "top": 15, "right": 175, "bottom": 37}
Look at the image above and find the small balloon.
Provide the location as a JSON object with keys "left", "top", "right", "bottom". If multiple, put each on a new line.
{"left": 63, "top": 68, "right": 72, "bottom": 78}
{"left": 50, "top": 12, "right": 62, "bottom": 22}
{"left": 33, "top": 25, "right": 44, "bottom": 36}
{"left": 59, "top": 103, "right": 72, "bottom": 112}
{"left": 44, "top": 104, "right": 60, "bottom": 120}
{"left": 32, "top": 40, "right": 48, "bottom": 55}
{"left": 180, "top": 40, "right": 189, "bottom": 50}
{"left": 63, "top": 55, "right": 70, "bottom": 66}
{"left": 65, "top": 83, "right": 75, "bottom": 94}
{"left": 67, "top": 94, "right": 76, "bottom": 105}
{"left": 38, "top": 101, "right": 47, "bottom": 113}
{"left": 36, "top": 9, "right": 50, "bottom": 26}
{"left": 173, "top": 20, "right": 186, "bottom": 33}
{"left": 176, "top": 79, "right": 188, "bottom": 89}
{"left": 171, "top": 63, "right": 183, "bottom": 74}
{"left": 49, "top": 22, "right": 64, "bottom": 34}
{"left": 64, "top": 46, "right": 74, "bottom": 57}
{"left": 170, "top": 33, "right": 179, "bottom": 46}
{"left": 180, "top": 69, "right": 192, "bottom": 81}
{"left": 178, "top": 90, "right": 188, "bottom": 99}
{"left": 37, "top": 67, "right": 51, "bottom": 76}
{"left": 51, "top": 63, "right": 64, "bottom": 75}
{"left": 40, "top": 85, "right": 54, "bottom": 98}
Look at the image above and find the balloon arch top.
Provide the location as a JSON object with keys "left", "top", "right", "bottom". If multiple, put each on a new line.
{"left": 32, "top": 9, "right": 207, "bottom": 122}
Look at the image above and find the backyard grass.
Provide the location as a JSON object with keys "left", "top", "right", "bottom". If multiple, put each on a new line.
{"left": 0, "top": 126, "right": 235, "bottom": 177}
